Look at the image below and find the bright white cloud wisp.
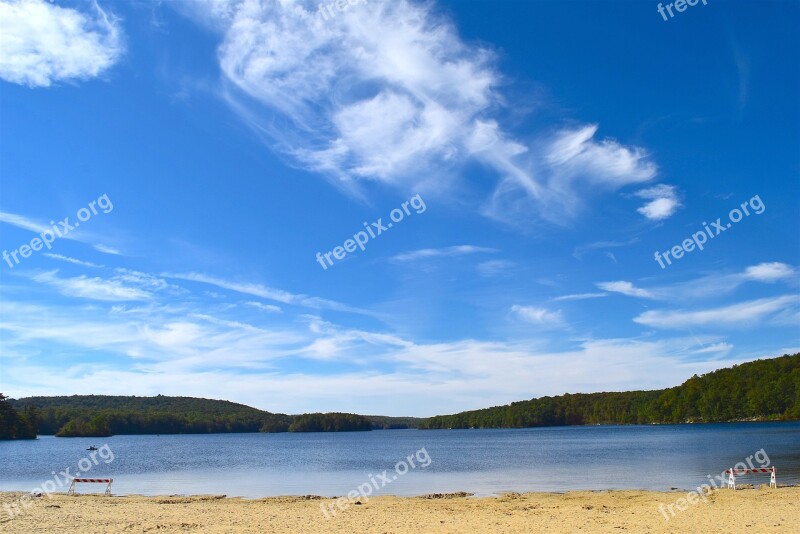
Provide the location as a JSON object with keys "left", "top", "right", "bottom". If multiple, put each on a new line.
{"left": 634, "top": 295, "right": 798, "bottom": 329}
{"left": 597, "top": 280, "right": 656, "bottom": 299}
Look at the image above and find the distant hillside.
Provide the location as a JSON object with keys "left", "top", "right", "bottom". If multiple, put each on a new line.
{"left": 8, "top": 395, "right": 378, "bottom": 437}
{"left": 367, "top": 415, "right": 423, "bottom": 430}
{"left": 419, "top": 353, "right": 800, "bottom": 429}
{"left": 9, "top": 395, "right": 288, "bottom": 437}
{"left": 9, "top": 354, "right": 798, "bottom": 437}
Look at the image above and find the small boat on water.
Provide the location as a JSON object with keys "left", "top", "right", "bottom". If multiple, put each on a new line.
{"left": 86, "top": 446, "right": 98, "bottom": 451}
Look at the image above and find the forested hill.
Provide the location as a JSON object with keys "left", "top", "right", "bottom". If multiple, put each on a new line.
{"left": 7, "top": 395, "right": 413, "bottom": 437}
{"left": 419, "top": 353, "right": 800, "bottom": 429}
{"left": 8, "top": 395, "right": 290, "bottom": 436}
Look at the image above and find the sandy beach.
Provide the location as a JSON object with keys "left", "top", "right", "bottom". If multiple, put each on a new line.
{"left": 1, "top": 487, "right": 797, "bottom": 533}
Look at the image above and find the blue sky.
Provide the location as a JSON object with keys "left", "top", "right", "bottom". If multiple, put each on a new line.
{"left": 0, "top": 0, "right": 798, "bottom": 416}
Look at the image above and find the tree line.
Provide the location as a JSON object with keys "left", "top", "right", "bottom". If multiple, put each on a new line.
{"left": 5, "top": 354, "right": 797, "bottom": 438}
{"left": 419, "top": 353, "right": 800, "bottom": 429}
{"left": 0, "top": 393, "right": 38, "bottom": 439}
{"left": 5, "top": 394, "right": 377, "bottom": 437}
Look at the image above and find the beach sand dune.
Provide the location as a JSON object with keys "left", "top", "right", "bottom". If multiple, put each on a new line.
{"left": 2, "top": 487, "right": 797, "bottom": 533}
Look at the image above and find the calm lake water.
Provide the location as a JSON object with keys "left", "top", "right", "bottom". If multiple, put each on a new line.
{"left": 1, "top": 422, "right": 799, "bottom": 497}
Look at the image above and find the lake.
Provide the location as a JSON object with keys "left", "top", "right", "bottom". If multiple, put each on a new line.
{"left": 1, "top": 422, "right": 798, "bottom": 497}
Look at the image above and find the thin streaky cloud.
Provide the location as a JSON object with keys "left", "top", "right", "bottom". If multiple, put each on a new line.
{"left": 43, "top": 253, "right": 104, "bottom": 268}
{"left": 245, "top": 301, "right": 283, "bottom": 313}
{"left": 93, "top": 244, "right": 121, "bottom": 255}
{"left": 692, "top": 342, "right": 734, "bottom": 355}
{"left": 553, "top": 292, "right": 609, "bottom": 302}
{"left": 601, "top": 262, "right": 797, "bottom": 303}
{"left": 0, "top": 210, "right": 119, "bottom": 255}
{"left": 0, "top": 211, "right": 50, "bottom": 234}
{"left": 390, "top": 245, "right": 497, "bottom": 263}
{"left": 634, "top": 295, "right": 798, "bottom": 329}
{"left": 31, "top": 270, "right": 152, "bottom": 302}
{"left": 165, "top": 272, "right": 374, "bottom": 316}
{"left": 597, "top": 281, "right": 656, "bottom": 299}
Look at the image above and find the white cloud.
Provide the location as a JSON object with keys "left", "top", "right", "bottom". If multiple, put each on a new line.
{"left": 165, "top": 272, "right": 373, "bottom": 315}
{"left": 649, "top": 262, "right": 797, "bottom": 302}
{"left": 635, "top": 184, "right": 681, "bottom": 220}
{"left": 743, "top": 262, "right": 795, "bottom": 282}
{"left": 0, "top": 0, "right": 124, "bottom": 88}
{"left": 584, "top": 263, "right": 796, "bottom": 305}
{"left": 32, "top": 270, "right": 151, "bottom": 301}
{"left": 179, "top": 0, "right": 657, "bottom": 225}
{"left": 141, "top": 322, "right": 205, "bottom": 349}
{"left": 483, "top": 124, "right": 657, "bottom": 225}
{"left": 5, "top": 295, "right": 762, "bottom": 415}
{"left": 552, "top": 292, "right": 609, "bottom": 302}
{"left": 692, "top": 342, "right": 734, "bottom": 355}
{"left": 114, "top": 268, "right": 181, "bottom": 293}
{"left": 545, "top": 125, "right": 657, "bottom": 188}
{"left": 0, "top": 211, "right": 52, "bottom": 234}
{"left": 633, "top": 295, "right": 798, "bottom": 329}
{"left": 511, "top": 304, "right": 563, "bottom": 326}
{"left": 0, "top": 288, "right": 792, "bottom": 416}
{"left": 597, "top": 281, "right": 656, "bottom": 299}
{"left": 43, "top": 253, "right": 103, "bottom": 268}
{"left": 93, "top": 244, "right": 120, "bottom": 255}
{"left": 0, "top": 210, "right": 119, "bottom": 255}
{"left": 0, "top": 299, "right": 305, "bottom": 370}
{"left": 245, "top": 301, "right": 282, "bottom": 313}
{"left": 390, "top": 245, "right": 497, "bottom": 263}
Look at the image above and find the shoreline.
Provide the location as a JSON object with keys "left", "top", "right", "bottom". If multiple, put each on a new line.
{"left": 3, "top": 487, "right": 798, "bottom": 533}
{"left": 24, "top": 418, "right": 800, "bottom": 439}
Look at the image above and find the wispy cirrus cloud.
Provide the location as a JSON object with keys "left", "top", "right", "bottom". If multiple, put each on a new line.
{"left": 692, "top": 342, "right": 734, "bottom": 355}
{"left": 0, "top": 0, "right": 124, "bottom": 88}
{"left": 552, "top": 292, "right": 609, "bottom": 302}
{"left": 597, "top": 281, "right": 656, "bottom": 299}
{"left": 598, "top": 263, "right": 797, "bottom": 303}
{"left": 176, "top": 0, "right": 658, "bottom": 227}
{"left": 245, "top": 301, "right": 283, "bottom": 313}
{"left": 93, "top": 244, "right": 121, "bottom": 255}
{"left": 390, "top": 245, "right": 497, "bottom": 263}
{"left": 0, "top": 210, "right": 119, "bottom": 255}
{"left": 165, "top": 272, "right": 373, "bottom": 316}
{"left": 43, "top": 253, "right": 104, "bottom": 268}
{"left": 5, "top": 291, "right": 760, "bottom": 415}
{"left": 633, "top": 295, "right": 799, "bottom": 329}
{"left": 32, "top": 270, "right": 152, "bottom": 301}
